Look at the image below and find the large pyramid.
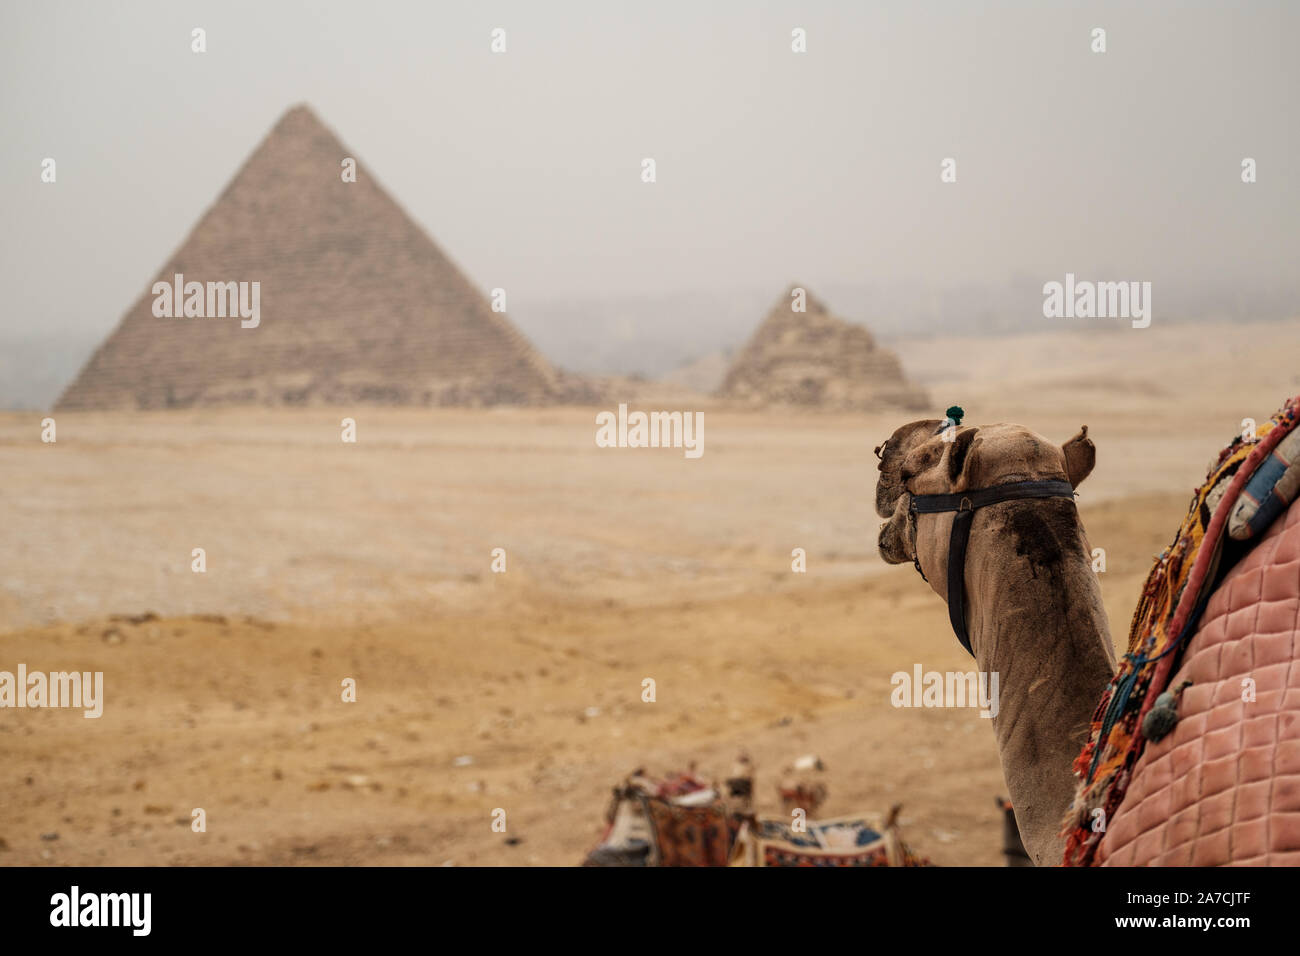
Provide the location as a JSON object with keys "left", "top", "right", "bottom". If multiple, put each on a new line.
{"left": 717, "top": 286, "right": 928, "bottom": 411}
{"left": 58, "top": 105, "right": 577, "bottom": 409}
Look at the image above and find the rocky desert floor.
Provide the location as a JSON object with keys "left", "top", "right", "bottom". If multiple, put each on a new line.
{"left": 2, "top": 318, "right": 1299, "bottom": 866}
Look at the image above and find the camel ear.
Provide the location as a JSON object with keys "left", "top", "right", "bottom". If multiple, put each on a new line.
{"left": 947, "top": 427, "right": 981, "bottom": 489}
{"left": 1062, "top": 426, "right": 1095, "bottom": 488}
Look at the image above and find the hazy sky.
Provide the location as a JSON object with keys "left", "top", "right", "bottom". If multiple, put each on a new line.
{"left": 3, "top": 1, "right": 1298, "bottom": 350}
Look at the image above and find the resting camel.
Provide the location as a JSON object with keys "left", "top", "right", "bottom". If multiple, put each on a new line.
{"left": 876, "top": 413, "right": 1300, "bottom": 866}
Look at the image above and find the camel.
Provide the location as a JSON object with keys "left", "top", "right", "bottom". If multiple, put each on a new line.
{"left": 876, "top": 411, "right": 1300, "bottom": 866}
{"left": 875, "top": 418, "right": 1119, "bottom": 865}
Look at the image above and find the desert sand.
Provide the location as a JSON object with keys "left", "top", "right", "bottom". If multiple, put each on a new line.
{"left": 2, "top": 317, "right": 1298, "bottom": 866}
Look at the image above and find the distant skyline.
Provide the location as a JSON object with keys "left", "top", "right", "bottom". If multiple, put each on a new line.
{"left": 2, "top": 1, "right": 1298, "bottom": 406}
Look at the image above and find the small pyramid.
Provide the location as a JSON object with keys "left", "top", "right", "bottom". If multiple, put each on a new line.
{"left": 716, "top": 285, "right": 928, "bottom": 411}
{"left": 57, "top": 104, "right": 571, "bottom": 409}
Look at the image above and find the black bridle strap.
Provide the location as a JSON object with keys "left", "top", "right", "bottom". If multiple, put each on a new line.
{"left": 945, "top": 507, "right": 976, "bottom": 653}
{"left": 909, "top": 480, "right": 1077, "bottom": 656}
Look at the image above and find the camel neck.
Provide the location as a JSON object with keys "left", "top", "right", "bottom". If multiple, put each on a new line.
{"left": 960, "top": 499, "right": 1116, "bottom": 864}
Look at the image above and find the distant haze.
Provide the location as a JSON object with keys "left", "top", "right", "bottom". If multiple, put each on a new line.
{"left": 2, "top": 1, "right": 1297, "bottom": 407}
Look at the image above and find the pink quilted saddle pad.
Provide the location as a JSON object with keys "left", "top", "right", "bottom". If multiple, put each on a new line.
{"left": 1096, "top": 498, "right": 1300, "bottom": 865}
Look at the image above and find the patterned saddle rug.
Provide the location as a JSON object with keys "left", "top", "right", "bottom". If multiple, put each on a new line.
{"left": 1064, "top": 396, "right": 1300, "bottom": 866}
{"left": 583, "top": 771, "right": 746, "bottom": 867}
{"left": 729, "top": 807, "right": 932, "bottom": 867}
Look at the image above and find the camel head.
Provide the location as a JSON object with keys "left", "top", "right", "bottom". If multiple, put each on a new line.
{"left": 875, "top": 420, "right": 1096, "bottom": 580}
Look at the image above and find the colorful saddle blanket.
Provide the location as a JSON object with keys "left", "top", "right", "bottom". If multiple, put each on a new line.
{"left": 1063, "top": 396, "right": 1300, "bottom": 866}
{"left": 583, "top": 771, "right": 746, "bottom": 867}
{"left": 729, "top": 812, "right": 932, "bottom": 867}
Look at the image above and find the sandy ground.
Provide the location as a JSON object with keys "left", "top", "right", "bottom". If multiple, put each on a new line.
{"left": 2, "top": 318, "right": 1298, "bottom": 866}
